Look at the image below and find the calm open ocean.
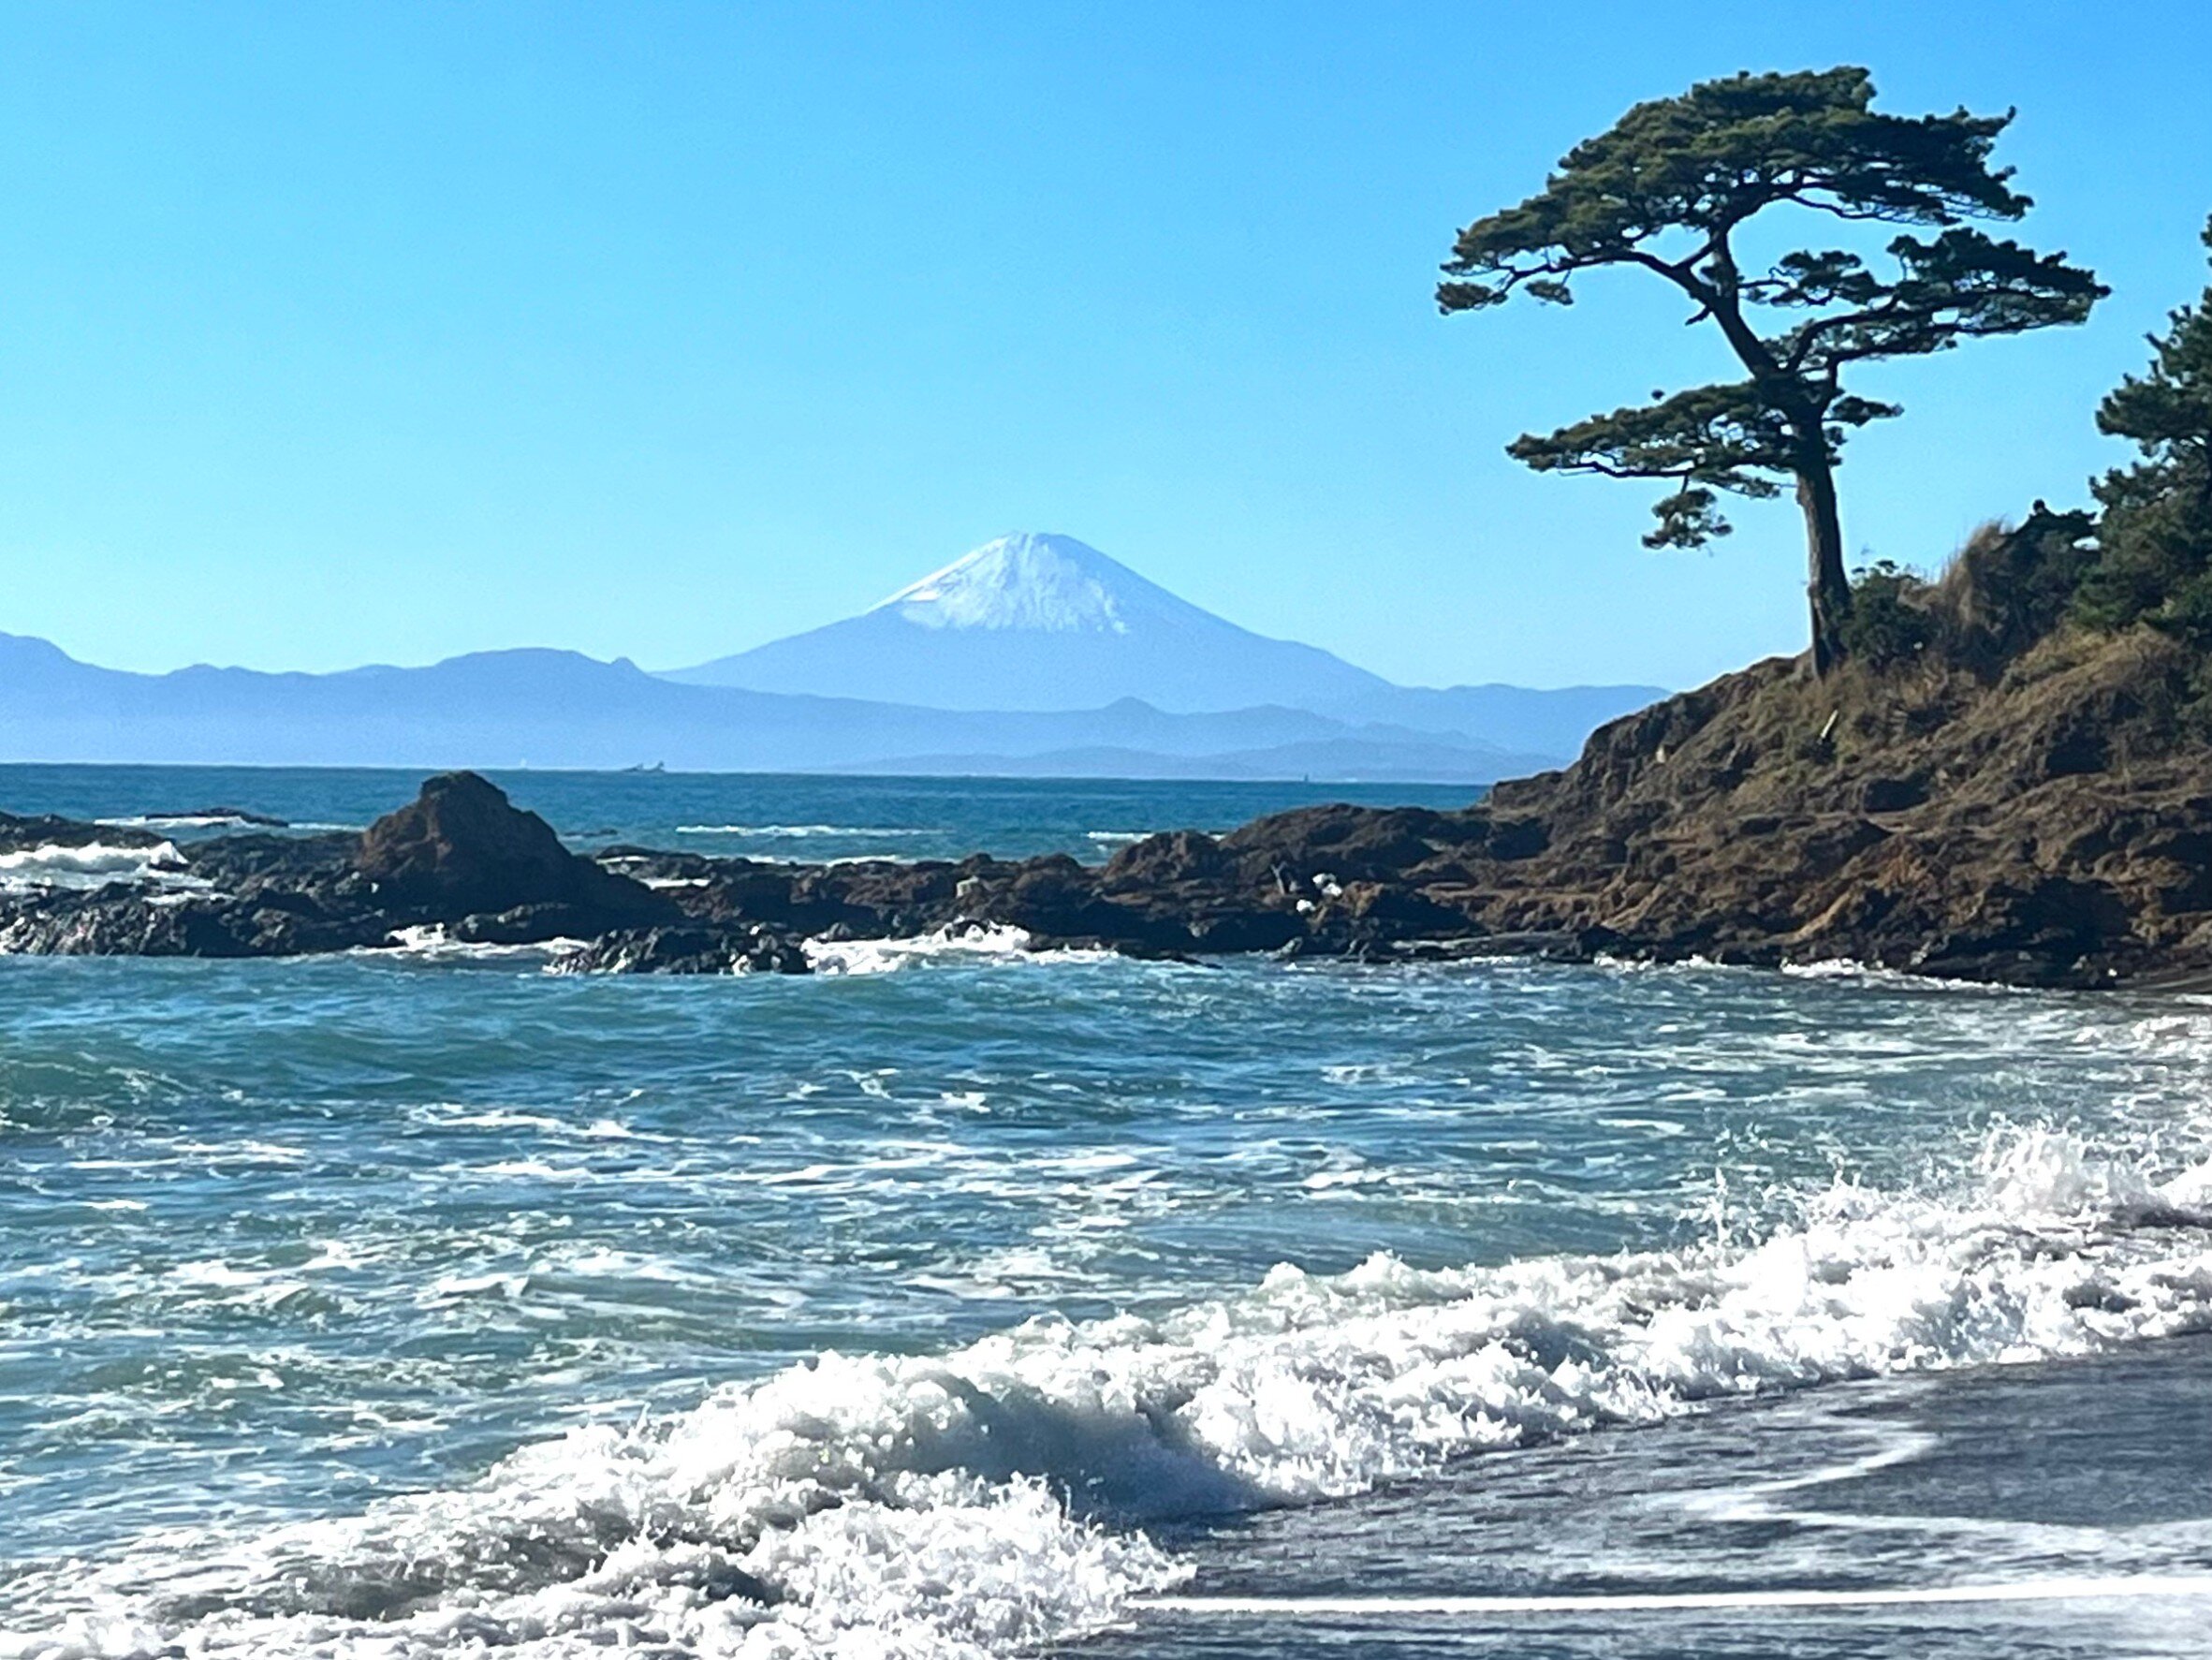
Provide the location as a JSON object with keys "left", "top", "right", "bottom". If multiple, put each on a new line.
{"left": 2, "top": 765, "right": 2208, "bottom": 1659}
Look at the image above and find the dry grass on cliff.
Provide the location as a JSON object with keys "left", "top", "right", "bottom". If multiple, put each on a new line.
{"left": 1504, "top": 551, "right": 2211, "bottom": 843}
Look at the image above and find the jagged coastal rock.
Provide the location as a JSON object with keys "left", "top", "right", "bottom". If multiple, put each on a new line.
{"left": 354, "top": 770, "right": 672, "bottom": 937}
{"left": 5, "top": 541, "right": 2211, "bottom": 987}
{"left": 0, "top": 772, "right": 677, "bottom": 959}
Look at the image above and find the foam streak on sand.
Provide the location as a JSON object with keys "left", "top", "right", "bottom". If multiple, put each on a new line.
{"left": 8, "top": 1124, "right": 2212, "bottom": 1660}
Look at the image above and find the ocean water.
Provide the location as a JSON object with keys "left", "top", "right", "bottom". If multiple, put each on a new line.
{"left": 2, "top": 767, "right": 2210, "bottom": 1659}
{"left": 0, "top": 763, "right": 1485, "bottom": 866}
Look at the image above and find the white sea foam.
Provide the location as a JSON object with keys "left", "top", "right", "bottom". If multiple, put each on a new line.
{"left": 0, "top": 841, "right": 198, "bottom": 895}
{"left": 803, "top": 923, "right": 1115, "bottom": 976}
{"left": 9, "top": 1123, "right": 2211, "bottom": 1659}
{"left": 1778, "top": 957, "right": 2024, "bottom": 993}
{"left": 371, "top": 924, "right": 588, "bottom": 962}
{"left": 95, "top": 815, "right": 271, "bottom": 831}
{"left": 677, "top": 824, "right": 934, "bottom": 839}
{"left": 742, "top": 852, "right": 929, "bottom": 868}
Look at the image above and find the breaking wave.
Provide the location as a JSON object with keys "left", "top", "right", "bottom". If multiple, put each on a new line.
{"left": 91, "top": 815, "right": 359, "bottom": 834}
{"left": 7, "top": 1124, "right": 2210, "bottom": 1660}
{"left": 370, "top": 924, "right": 591, "bottom": 963}
{"left": 0, "top": 841, "right": 198, "bottom": 896}
{"left": 803, "top": 923, "right": 1116, "bottom": 976}
{"left": 677, "top": 825, "right": 936, "bottom": 840}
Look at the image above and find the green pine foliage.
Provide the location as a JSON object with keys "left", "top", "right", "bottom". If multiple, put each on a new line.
{"left": 1837, "top": 560, "right": 1939, "bottom": 668}
{"left": 2074, "top": 217, "right": 2212, "bottom": 644}
{"left": 1440, "top": 66, "right": 2104, "bottom": 673}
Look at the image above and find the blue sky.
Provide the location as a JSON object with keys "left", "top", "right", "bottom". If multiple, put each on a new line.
{"left": 2, "top": 2, "right": 2207, "bottom": 690}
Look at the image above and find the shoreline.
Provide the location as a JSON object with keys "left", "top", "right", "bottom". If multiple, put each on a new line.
{"left": 0, "top": 725, "right": 2205, "bottom": 990}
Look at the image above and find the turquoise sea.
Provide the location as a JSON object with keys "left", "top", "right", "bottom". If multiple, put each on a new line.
{"left": 2, "top": 766, "right": 2209, "bottom": 1658}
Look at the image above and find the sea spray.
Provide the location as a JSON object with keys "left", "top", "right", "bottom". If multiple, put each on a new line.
{"left": 9, "top": 1121, "right": 2209, "bottom": 1659}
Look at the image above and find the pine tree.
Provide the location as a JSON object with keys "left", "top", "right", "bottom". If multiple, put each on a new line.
{"left": 2078, "top": 217, "right": 2212, "bottom": 641}
{"left": 1439, "top": 67, "right": 2105, "bottom": 674}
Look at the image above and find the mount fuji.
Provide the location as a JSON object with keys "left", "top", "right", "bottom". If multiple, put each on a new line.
{"left": 0, "top": 534, "right": 1663, "bottom": 780}
{"left": 667, "top": 533, "right": 1395, "bottom": 712}
{"left": 665, "top": 532, "right": 1663, "bottom": 758}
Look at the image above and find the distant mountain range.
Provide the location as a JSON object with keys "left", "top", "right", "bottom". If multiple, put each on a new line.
{"left": 0, "top": 534, "right": 1664, "bottom": 782}
{"left": 669, "top": 533, "right": 1392, "bottom": 712}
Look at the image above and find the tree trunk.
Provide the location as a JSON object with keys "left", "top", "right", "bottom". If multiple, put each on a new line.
{"left": 1795, "top": 456, "right": 1852, "bottom": 677}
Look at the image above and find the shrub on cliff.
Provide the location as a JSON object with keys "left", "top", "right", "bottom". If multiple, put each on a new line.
{"left": 1925, "top": 513, "right": 2100, "bottom": 673}
{"left": 1837, "top": 561, "right": 1939, "bottom": 668}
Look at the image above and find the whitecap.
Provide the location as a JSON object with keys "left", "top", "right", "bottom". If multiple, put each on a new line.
{"left": 96, "top": 815, "right": 269, "bottom": 831}
{"left": 0, "top": 840, "right": 201, "bottom": 895}
{"left": 676, "top": 823, "right": 934, "bottom": 839}
{"left": 804, "top": 923, "right": 1115, "bottom": 976}
{"left": 15, "top": 1123, "right": 2212, "bottom": 1659}
{"left": 372, "top": 924, "right": 588, "bottom": 962}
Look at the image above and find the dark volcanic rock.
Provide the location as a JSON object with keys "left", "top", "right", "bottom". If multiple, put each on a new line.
{"left": 184, "top": 831, "right": 361, "bottom": 890}
{"left": 449, "top": 903, "right": 623, "bottom": 947}
{"left": 356, "top": 772, "right": 673, "bottom": 929}
{"left": 0, "top": 894, "right": 252, "bottom": 957}
{"left": 0, "top": 884, "right": 393, "bottom": 958}
{"left": 549, "top": 923, "right": 812, "bottom": 975}
{"left": 0, "top": 778, "right": 674, "bottom": 962}
{"left": 0, "top": 822, "right": 384, "bottom": 957}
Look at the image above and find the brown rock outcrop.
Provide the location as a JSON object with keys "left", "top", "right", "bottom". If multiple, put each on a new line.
{"left": 355, "top": 771, "right": 671, "bottom": 930}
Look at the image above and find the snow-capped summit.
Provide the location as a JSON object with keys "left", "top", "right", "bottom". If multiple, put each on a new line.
{"left": 668, "top": 532, "right": 1394, "bottom": 712}
{"left": 872, "top": 533, "right": 1191, "bottom": 636}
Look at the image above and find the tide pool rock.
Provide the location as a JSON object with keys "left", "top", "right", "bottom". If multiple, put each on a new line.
{"left": 549, "top": 922, "right": 812, "bottom": 975}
